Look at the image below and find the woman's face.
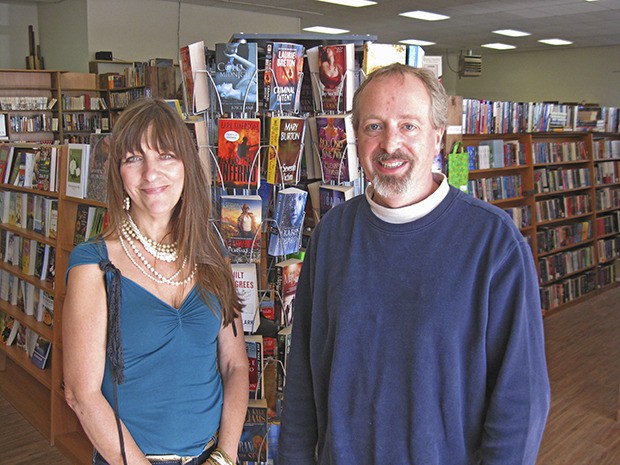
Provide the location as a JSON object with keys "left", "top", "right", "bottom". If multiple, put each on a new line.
{"left": 120, "top": 133, "right": 185, "bottom": 222}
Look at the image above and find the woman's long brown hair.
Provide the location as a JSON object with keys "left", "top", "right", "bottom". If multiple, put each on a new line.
{"left": 105, "top": 98, "right": 242, "bottom": 325}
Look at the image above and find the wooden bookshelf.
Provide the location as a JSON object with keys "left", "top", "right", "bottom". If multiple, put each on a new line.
{"left": 456, "top": 129, "right": 619, "bottom": 315}
{"left": 0, "top": 142, "right": 64, "bottom": 446}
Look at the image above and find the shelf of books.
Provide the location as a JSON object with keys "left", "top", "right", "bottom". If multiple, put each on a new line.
{"left": 0, "top": 142, "right": 61, "bottom": 443}
{"left": 0, "top": 69, "right": 62, "bottom": 144}
{"left": 459, "top": 98, "right": 620, "bottom": 315}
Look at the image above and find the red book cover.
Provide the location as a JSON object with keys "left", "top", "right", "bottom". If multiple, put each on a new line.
{"left": 217, "top": 118, "right": 261, "bottom": 189}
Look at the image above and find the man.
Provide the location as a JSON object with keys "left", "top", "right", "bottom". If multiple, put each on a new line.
{"left": 278, "top": 63, "right": 550, "bottom": 465}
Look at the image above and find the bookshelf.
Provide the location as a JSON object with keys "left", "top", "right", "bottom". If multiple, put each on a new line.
{"left": 57, "top": 73, "right": 110, "bottom": 144}
{"left": 0, "top": 69, "right": 62, "bottom": 143}
{"left": 458, "top": 122, "right": 619, "bottom": 314}
{"left": 0, "top": 142, "right": 63, "bottom": 444}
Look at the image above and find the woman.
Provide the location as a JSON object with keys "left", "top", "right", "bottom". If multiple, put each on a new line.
{"left": 63, "top": 98, "right": 248, "bottom": 465}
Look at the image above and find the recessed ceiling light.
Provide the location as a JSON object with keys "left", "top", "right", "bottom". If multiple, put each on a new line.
{"left": 482, "top": 43, "right": 517, "bottom": 50}
{"left": 399, "top": 39, "right": 436, "bottom": 46}
{"left": 303, "top": 26, "right": 350, "bottom": 34}
{"left": 538, "top": 38, "right": 573, "bottom": 46}
{"left": 316, "top": 0, "right": 377, "bottom": 7}
{"left": 399, "top": 10, "right": 450, "bottom": 21}
{"left": 493, "top": 29, "right": 531, "bottom": 37}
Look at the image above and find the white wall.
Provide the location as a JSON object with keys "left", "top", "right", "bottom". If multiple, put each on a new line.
{"left": 449, "top": 46, "right": 620, "bottom": 107}
{"left": 38, "top": 0, "right": 89, "bottom": 72}
{"left": 86, "top": 0, "right": 301, "bottom": 65}
{"left": 0, "top": 1, "right": 38, "bottom": 69}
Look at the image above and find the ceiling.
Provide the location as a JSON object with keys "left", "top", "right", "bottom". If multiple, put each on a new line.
{"left": 178, "top": 0, "right": 620, "bottom": 54}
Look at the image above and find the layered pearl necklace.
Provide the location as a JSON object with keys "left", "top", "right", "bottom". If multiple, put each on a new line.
{"left": 118, "top": 216, "right": 196, "bottom": 287}
{"left": 121, "top": 215, "right": 178, "bottom": 262}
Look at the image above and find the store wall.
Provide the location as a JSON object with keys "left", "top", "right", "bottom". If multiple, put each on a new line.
{"left": 0, "top": 2, "right": 39, "bottom": 69}
{"left": 86, "top": 0, "right": 300, "bottom": 70}
{"left": 447, "top": 46, "right": 620, "bottom": 107}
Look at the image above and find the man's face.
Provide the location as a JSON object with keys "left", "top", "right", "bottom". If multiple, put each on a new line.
{"left": 356, "top": 73, "right": 444, "bottom": 208}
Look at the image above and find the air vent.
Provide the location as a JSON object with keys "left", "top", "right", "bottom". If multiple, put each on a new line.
{"left": 459, "top": 54, "right": 482, "bottom": 77}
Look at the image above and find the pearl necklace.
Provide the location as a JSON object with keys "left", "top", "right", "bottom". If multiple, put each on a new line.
{"left": 119, "top": 229, "right": 196, "bottom": 286}
{"left": 122, "top": 215, "right": 178, "bottom": 263}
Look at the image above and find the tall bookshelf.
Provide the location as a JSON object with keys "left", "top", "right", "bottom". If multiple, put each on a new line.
{"left": 0, "top": 143, "right": 63, "bottom": 443}
{"left": 457, "top": 101, "right": 620, "bottom": 315}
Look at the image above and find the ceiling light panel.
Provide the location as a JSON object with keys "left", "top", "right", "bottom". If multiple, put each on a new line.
{"left": 493, "top": 29, "right": 531, "bottom": 37}
{"left": 399, "top": 10, "right": 450, "bottom": 21}
{"left": 482, "top": 43, "right": 517, "bottom": 50}
{"left": 538, "top": 38, "right": 573, "bottom": 45}
{"left": 399, "top": 39, "right": 436, "bottom": 46}
{"left": 316, "top": 0, "right": 377, "bottom": 7}
{"left": 303, "top": 26, "right": 350, "bottom": 34}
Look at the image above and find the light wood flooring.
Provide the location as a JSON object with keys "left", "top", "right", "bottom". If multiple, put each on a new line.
{"left": 0, "top": 286, "right": 619, "bottom": 465}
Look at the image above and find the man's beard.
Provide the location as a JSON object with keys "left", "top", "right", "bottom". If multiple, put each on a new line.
{"left": 371, "top": 152, "right": 415, "bottom": 199}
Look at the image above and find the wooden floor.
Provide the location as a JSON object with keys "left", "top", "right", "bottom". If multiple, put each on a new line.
{"left": 0, "top": 286, "right": 619, "bottom": 465}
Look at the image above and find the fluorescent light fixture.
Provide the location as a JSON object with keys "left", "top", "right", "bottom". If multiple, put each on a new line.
{"left": 399, "top": 39, "right": 436, "bottom": 46}
{"left": 317, "top": 0, "right": 377, "bottom": 6}
{"left": 482, "top": 43, "right": 516, "bottom": 50}
{"left": 399, "top": 10, "right": 450, "bottom": 21}
{"left": 538, "top": 38, "right": 573, "bottom": 46}
{"left": 493, "top": 29, "right": 531, "bottom": 37}
{"left": 303, "top": 26, "right": 350, "bottom": 34}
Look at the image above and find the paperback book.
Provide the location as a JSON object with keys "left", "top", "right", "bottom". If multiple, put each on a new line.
{"left": 214, "top": 42, "right": 258, "bottom": 114}
{"left": 268, "top": 187, "right": 307, "bottom": 257}
{"left": 179, "top": 40, "right": 210, "bottom": 114}
{"left": 263, "top": 42, "right": 305, "bottom": 113}
{"left": 362, "top": 43, "right": 406, "bottom": 75}
{"left": 66, "top": 143, "right": 90, "bottom": 198}
{"left": 216, "top": 118, "right": 261, "bottom": 189}
{"left": 319, "top": 183, "right": 355, "bottom": 217}
{"left": 219, "top": 194, "right": 262, "bottom": 263}
{"left": 245, "top": 334, "right": 264, "bottom": 400}
{"left": 307, "top": 43, "right": 356, "bottom": 113}
{"left": 313, "top": 114, "right": 359, "bottom": 183}
{"left": 85, "top": 133, "right": 111, "bottom": 203}
{"left": 266, "top": 116, "right": 306, "bottom": 185}
{"left": 238, "top": 398, "right": 269, "bottom": 463}
{"left": 232, "top": 263, "right": 259, "bottom": 333}
{"left": 274, "top": 257, "right": 302, "bottom": 326}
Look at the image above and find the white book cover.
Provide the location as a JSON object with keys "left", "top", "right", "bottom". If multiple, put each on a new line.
{"left": 232, "top": 263, "right": 259, "bottom": 333}
{"left": 66, "top": 143, "right": 90, "bottom": 198}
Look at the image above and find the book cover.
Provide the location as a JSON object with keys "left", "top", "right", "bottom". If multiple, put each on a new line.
{"left": 362, "top": 43, "right": 407, "bottom": 75}
{"left": 220, "top": 194, "right": 262, "bottom": 263}
{"left": 263, "top": 42, "right": 305, "bottom": 113}
{"left": 1, "top": 314, "right": 17, "bottom": 345}
{"left": 30, "top": 335, "right": 51, "bottom": 369}
{"left": 0, "top": 144, "right": 13, "bottom": 183}
{"left": 276, "top": 325, "right": 292, "bottom": 393}
{"left": 274, "top": 257, "right": 302, "bottom": 326}
{"left": 245, "top": 334, "right": 264, "bottom": 400}
{"left": 66, "top": 143, "right": 90, "bottom": 198}
{"left": 315, "top": 114, "right": 359, "bottom": 183}
{"left": 216, "top": 118, "right": 261, "bottom": 189}
{"left": 238, "top": 398, "right": 269, "bottom": 463}
{"left": 319, "top": 183, "right": 355, "bottom": 217}
{"left": 179, "top": 41, "right": 209, "bottom": 114}
{"left": 73, "top": 203, "right": 89, "bottom": 245}
{"left": 232, "top": 263, "right": 259, "bottom": 333}
{"left": 85, "top": 133, "right": 111, "bottom": 203}
{"left": 44, "top": 198, "right": 58, "bottom": 238}
{"left": 268, "top": 187, "right": 308, "bottom": 257}
{"left": 33, "top": 146, "right": 53, "bottom": 191}
{"left": 267, "top": 116, "right": 306, "bottom": 186}
{"left": 37, "top": 289, "right": 54, "bottom": 327}
{"left": 214, "top": 42, "right": 258, "bottom": 114}
{"left": 307, "top": 43, "right": 356, "bottom": 113}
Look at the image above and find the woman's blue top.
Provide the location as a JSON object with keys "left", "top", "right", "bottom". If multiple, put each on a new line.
{"left": 68, "top": 239, "right": 222, "bottom": 456}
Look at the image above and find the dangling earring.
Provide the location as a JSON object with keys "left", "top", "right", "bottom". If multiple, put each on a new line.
{"left": 123, "top": 195, "right": 131, "bottom": 211}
